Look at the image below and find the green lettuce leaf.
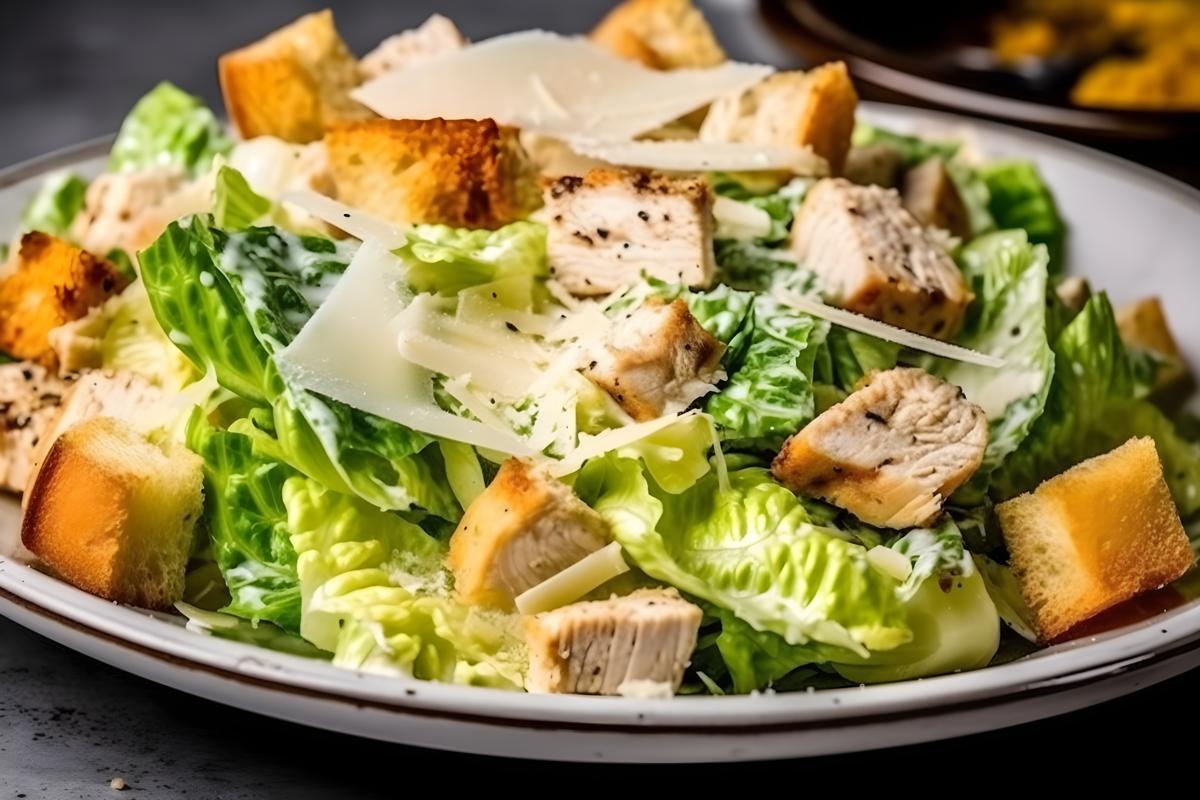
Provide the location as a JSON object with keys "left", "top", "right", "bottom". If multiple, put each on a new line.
{"left": 979, "top": 160, "right": 1066, "bottom": 274}
{"left": 21, "top": 170, "right": 87, "bottom": 237}
{"left": 938, "top": 231, "right": 1055, "bottom": 501}
{"left": 824, "top": 327, "right": 901, "bottom": 392}
{"left": 213, "top": 166, "right": 272, "bottom": 229}
{"left": 109, "top": 82, "right": 232, "bottom": 177}
{"left": 186, "top": 413, "right": 302, "bottom": 633}
{"left": 399, "top": 221, "right": 547, "bottom": 299}
{"left": 282, "top": 478, "right": 525, "bottom": 688}
{"left": 851, "top": 122, "right": 960, "bottom": 166}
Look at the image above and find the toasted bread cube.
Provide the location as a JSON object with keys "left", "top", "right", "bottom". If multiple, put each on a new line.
{"left": 1118, "top": 297, "right": 1190, "bottom": 392}
{"left": 790, "top": 178, "right": 972, "bottom": 339}
{"left": 544, "top": 168, "right": 715, "bottom": 296}
{"left": 448, "top": 459, "right": 610, "bottom": 610}
{"left": 772, "top": 368, "right": 988, "bottom": 528}
{"left": 524, "top": 588, "right": 703, "bottom": 695}
{"left": 325, "top": 118, "right": 539, "bottom": 228}
{"left": 700, "top": 63, "right": 859, "bottom": 174}
{"left": 23, "top": 370, "right": 164, "bottom": 508}
{"left": 0, "top": 233, "right": 130, "bottom": 367}
{"left": 997, "top": 437, "right": 1194, "bottom": 642}
{"left": 0, "top": 362, "right": 69, "bottom": 493}
{"left": 584, "top": 298, "right": 724, "bottom": 421}
{"left": 21, "top": 417, "right": 203, "bottom": 609}
{"left": 590, "top": 0, "right": 725, "bottom": 69}
{"left": 218, "top": 9, "right": 372, "bottom": 143}
{"left": 902, "top": 158, "right": 972, "bottom": 239}
{"left": 360, "top": 14, "right": 467, "bottom": 79}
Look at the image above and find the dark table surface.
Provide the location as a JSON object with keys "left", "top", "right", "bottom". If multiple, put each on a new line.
{"left": 1, "top": 1, "right": 1196, "bottom": 792}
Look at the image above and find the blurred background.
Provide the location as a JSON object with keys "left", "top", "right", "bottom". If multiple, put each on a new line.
{"left": 1, "top": 1, "right": 1199, "bottom": 793}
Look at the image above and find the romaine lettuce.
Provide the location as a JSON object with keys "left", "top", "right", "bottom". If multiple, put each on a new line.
{"left": 21, "top": 170, "right": 87, "bottom": 237}
{"left": 213, "top": 166, "right": 272, "bottom": 229}
{"left": 399, "top": 221, "right": 547, "bottom": 300}
{"left": 979, "top": 160, "right": 1066, "bottom": 275}
{"left": 109, "top": 82, "right": 232, "bottom": 176}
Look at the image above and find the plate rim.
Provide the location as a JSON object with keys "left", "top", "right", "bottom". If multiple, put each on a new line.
{"left": 2, "top": 103, "right": 1200, "bottom": 733}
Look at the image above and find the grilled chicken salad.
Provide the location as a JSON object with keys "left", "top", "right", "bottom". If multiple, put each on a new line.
{"left": 2, "top": 2, "right": 1198, "bottom": 697}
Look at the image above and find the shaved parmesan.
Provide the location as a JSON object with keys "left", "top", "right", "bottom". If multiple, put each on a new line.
{"left": 867, "top": 546, "right": 914, "bottom": 582}
{"left": 713, "top": 196, "right": 773, "bottom": 240}
{"left": 567, "top": 138, "right": 828, "bottom": 175}
{"left": 352, "top": 31, "right": 772, "bottom": 141}
{"left": 277, "top": 242, "right": 533, "bottom": 454}
{"left": 548, "top": 411, "right": 698, "bottom": 478}
{"left": 515, "top": 542, "right": 630, "bottom": 615}
{"left": 281, "top": 189, "right": 408, "bottom": 249}
{"left": 775, "top": 289, "right": 1006, "bottom": 369}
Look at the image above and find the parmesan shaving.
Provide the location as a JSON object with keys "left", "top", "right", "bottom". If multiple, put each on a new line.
{"left": 867, "top": 546, "right": 914, "bottom": 582}
{"left": 352, "top": 31, "right": 772, "bottom": 141}
{"left": 514, "top": 542, "right": 630, "bottom": 615}
{"left": 775, "top": 289, "right": 1005, "bottom": 368}
{"left": 567, "top": 138, "right": 829, "bottom": 175}
{"left": 713, "top": 195, "right": 773, "bottom": 240}
{"left": 281, "top": 189, "right": 408, "bottom": 249}
{"left": 548, "top": 411, "right": 698, "bottom": 477}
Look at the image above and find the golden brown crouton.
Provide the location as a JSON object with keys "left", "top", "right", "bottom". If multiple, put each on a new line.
{"left": 997, "top": 437, "right": 1194, "bottom": 642}
{"left": 699, "top": 62, "right": 859, "bottom": 174}
{"left": 325, "top": 118, "right": 540, "bottom": 228}
{"left": 591, "top": 0, "right": 726, "bottom": 69}
{"left": 22, "top": 417, "right": 204, "bottom": 609}
{"left": 0, "top": 362, "right": 69, "bottom": 493}
{"left": 218, "top": 9, "right": 372, "bottom": 143}
{"left": 1117, "top": 296, "right": 1190, "bottom": 393}
{"left": 448, "top": 458, "right": 610, "bottom": 610}
{"left": 524, "top": 588, "right": 703, "bottom": 695}
{"left": 0, "top": 233, "right": 130, "bottom": 367}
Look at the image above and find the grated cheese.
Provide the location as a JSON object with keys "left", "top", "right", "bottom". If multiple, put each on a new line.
{"left": 514, "top": 542, "right": 630, "bottom": 615}
{"left": 713, "top": 195, "right": 774, "bottom": 240}
{"left": 548, "top": 410, "right": 699, "bottom": 477}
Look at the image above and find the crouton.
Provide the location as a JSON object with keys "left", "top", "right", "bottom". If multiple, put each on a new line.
{"left": 902, "top": 158, "right": 972, "bottom": 239}
{"left": 1118, "top": 297, "right": 1190, "bottom": 393}
{"left": 23, "top": 370, "right": 164, "bottom": 508}
{"left": 699, "top": 62, "right": 859, "bottom": 174}
{"left": 448, "top": 458, "right": 610, "bottom": 610}
{"left": 325, "top": 118, "right": 540, "bottom": 228}
{"left": 584, "top": 298, "right": 724, "bottom": 421}
{"left": 590, "top": 0, "right": 725, "bottom": 70}
{"left": 524, "top": 588, "right": 703, "bottom": 695}
{"left": 21, "top": 417, "right": 203, "bottom": 609}
{"left": 773, "top": 368, "right": 988, "bottom": 528}
{"left": 0, "top": 233, "right": 130, "bottom": 367}
{"left": 0, "top": 362, "right": 69, "bottom": 493}
{"left": 360, "top": 14, "right": 467, "bottom": 79}
{"left": 997, "top": 437, "right": 1194, "bottom": 642}
{"left": 790, "top": 178, "right": 972, "bottom": 339}
{"left": 218, "top": 9, "right": 372, "bottom": 143}
{"left": 543, "top": 168, "right": 715, "bottom": 296}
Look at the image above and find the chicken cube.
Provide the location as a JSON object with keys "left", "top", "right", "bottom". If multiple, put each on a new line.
{"left": 325, "top": 118, "right": 540, "bottom": 228}
{"left": 583, "top": 298, "right": 724, "bottom": 421}
{"left": 790, "top": 178, "right": 973, "bottom": 340}
{"left": 70, "top": 167, "right": 184, "bottom": 257}
{"left": 544, "top": 169, "right": 715, "bottom": 297}
{"left": 218, "top": 10, "right": 372, "bottom": 143}
{"left": 448, "top": 459, "right": 611, "bottom": 610}
{"left": 901, "top": 158, "right": 972, "bottom": 239}
{"left": 590, "top": 0, "right": 726, "bottom": 70}
{"left": 699, "top": 63, "right": 858, "bottom": 174}
{"left": 524, "top": 588, "right": 703, "bottom": 695}
{"left": 360, "top": 14, "right": 467, "bottom": 79}
{"left": 843, "top": 143, "right": 904, "bottom": 188}
{"left": 772, "top": 368, "right": 988, "bottom": 529}
{"left": 0, "top": 363, "right": 70, "bottom": 493}
{"left": 0, "top": 233, "right": 130, "bottom": 367}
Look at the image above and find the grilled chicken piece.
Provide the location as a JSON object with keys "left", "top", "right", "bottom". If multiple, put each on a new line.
{"left": 790, "top": 178, "right": 973, "bottom": 340}
{"left": 524, "top": 588, "right": 703, "bottom": 695}
{"left": 0, "top": 363, "right": 69, "bottom": 493}
{"left": 772, "top": 368, "right": 988, "bottom": 529}
{"left": 901, "top": 158, "right": 972, "bottom": 240}
{"left": 448, "top": 459, "right": 610, "bottom": 610}
{"left": 843, "top": 143, "right": 904, "bottom": 188}
{"left": 23, "top": 370, "right": 165, "bottom": 505}
{"left": 71, "top": 167, "right": 185, "bottom": 257}
{"left": 583, "top": 298, "right": 723, "bottom": 421}
{"left": 1056, "top": 276, "right": 1092, "bottom": 316}
{"left": 360, "top": 14, "right": 467, "bottom": 79}
{"left": 544, "top": 169, "right": 716, "bottom": 297}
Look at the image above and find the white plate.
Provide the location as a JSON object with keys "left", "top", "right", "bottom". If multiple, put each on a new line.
{"left": 2, "top": 104, "right": 1200, "bottom": 763}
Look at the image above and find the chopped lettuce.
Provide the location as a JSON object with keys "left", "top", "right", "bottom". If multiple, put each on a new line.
{"left": 979, "top": 160, "right": 1066, "bottom": 275}
{"left": 99, "top": 281, "right": 200, "bottom": 391}
{"left": 939, "top": 231, "right": 1055, "bottom": 501}
{"left": 109, "top": 82, "right": 232, "bottom": 176}
{"left": 851, "top": 121, "right": 960, "bottom": 166}
{"left": 21, "top": 170, "right": 87, "bottom": 237}
{"left": 283, "top": 478, "right": 525, "bottom": 688}
{"left": 710, "top": 175, "right": 812, "bottom": 291}
{"left": 213, "top": 166, "right": 273, "bottom": 229}
{"left": 823, "top": 327, "right": 901, "bottom": 392}
{"left": 399, "top": 221, "right": 547, "bottom": 300}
